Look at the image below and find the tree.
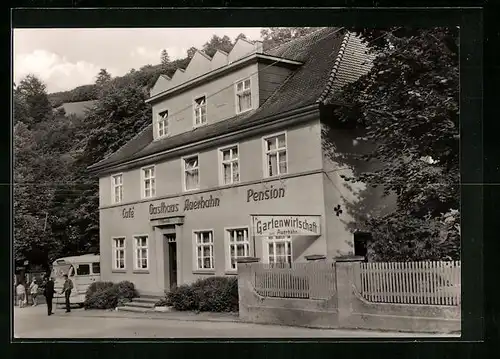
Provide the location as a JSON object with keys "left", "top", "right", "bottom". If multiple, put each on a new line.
{"left": 202, "top": 35, "right": 233, "bottom": 57}
{"left": 327, "top": 27, "right": 459, "bottom": 261}
{"left": 235, "top": 33, "right": 248, "bottom": 42}
{"left": 16, "top": 74, "right": 53, "bottom": 127}
{"left": 160, "top": 49, "right": 170, "bottom": 65}
{"left": 13, "top": 87, "right": 31, "bottom": 125}
{"left": 260, "top": 27, "right": 322, "bottom": 50}
{"left": 186, "top": 47, "right": 197, "bottom": 59}
{"left": 95, "top": 69, "right": 112, "bottom": 87}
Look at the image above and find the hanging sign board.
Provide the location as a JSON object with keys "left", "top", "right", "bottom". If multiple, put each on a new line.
{"left": 252, "top": 215, "right": 321, "bottom": 237}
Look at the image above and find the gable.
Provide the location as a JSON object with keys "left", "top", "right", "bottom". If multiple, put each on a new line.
{"left": 184, "top": 51, "right": 212, "bottom": 80}
{"left": 211, "top": 50, "right": 229, "bottom": 70}
{"left": 227, "top": 38, "right": 256, "bottom": 63}
{"left": 150, "top": 75, "right": 171, "bottom": 97}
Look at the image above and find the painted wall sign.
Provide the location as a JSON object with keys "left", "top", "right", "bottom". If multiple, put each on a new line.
{"left": 184, "top": 194, "right": 220, "bottom": 211}
{"left": 252, "top": 215, "right": 321, "bottom": 236}
{"left": 149, "top": 202, "right": 180, "bottom": 216}
{"left": 247, "top": 185, "right": 286, "bottom": 203}
{"left": 122, "top": 206, "right": 135, "bottom": 219}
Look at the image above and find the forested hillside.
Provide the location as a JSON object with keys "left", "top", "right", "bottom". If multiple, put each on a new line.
{"left": 14, "top": 27, "right": 321, "bottom": 269}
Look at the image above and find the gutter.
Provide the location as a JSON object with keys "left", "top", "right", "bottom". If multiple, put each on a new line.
{"left": 88, "top": 103, "right": 321, "bottom": 176}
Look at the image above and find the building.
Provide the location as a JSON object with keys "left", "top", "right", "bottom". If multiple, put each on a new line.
{"left": 88, "top": 28, "right": 380, "bottom": 296}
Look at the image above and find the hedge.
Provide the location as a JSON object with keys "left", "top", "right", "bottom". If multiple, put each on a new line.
{"left": 84, "top": 281, "right": 138, "bottom": 310}
{"left": 161, "top": 276, "right": 239, "bottom": 312}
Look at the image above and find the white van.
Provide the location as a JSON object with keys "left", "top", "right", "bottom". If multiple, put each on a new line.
{"left": 51, "top": 254, "right": 100, "bottom": 306}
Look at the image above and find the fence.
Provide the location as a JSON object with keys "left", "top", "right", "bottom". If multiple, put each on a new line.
{"left": 252, "top": 262, "right": 336, "bottom": 300}
{"left": 359, "top": 261, "right": 461, "bottom": 306}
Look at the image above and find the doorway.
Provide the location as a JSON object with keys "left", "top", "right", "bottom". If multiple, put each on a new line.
{"left": 166, "top": 234, "right": 177, "bottom": 289}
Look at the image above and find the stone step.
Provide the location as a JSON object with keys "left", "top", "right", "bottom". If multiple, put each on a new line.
{"left": 133, "top": 297, "right": 161, "bottom": 304}
{"left": 123, "top": 301, "right": 155, "bottom": 309}
{"left": 116, "top": 305, "right": 154, "bottom": 313}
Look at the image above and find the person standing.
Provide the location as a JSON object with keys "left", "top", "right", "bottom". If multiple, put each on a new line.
{"left": 29, "top": 279, "right": 39, "bottom": 306}
{"left": 43, "top": 277, "right": 55, "bottom": 316}
{"left": 16, "top": 282, "right": 26, "bottom": 308}
{"left": 60, "top": 274, "right": 73, "bottom": 313}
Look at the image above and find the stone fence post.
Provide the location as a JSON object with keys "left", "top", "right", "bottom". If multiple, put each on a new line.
{"left": 334, "top": 256, "right": 365, "bottom": 325}
{"left": 236, "top": 257, "right": 260, "bottom": 319}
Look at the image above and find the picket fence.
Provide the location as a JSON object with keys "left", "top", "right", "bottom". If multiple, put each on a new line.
{"left": 359, "top": 261, "right": 461, "bottom": 306}
{"left": 252, "top": 262, "right": 336, "bottom": 300}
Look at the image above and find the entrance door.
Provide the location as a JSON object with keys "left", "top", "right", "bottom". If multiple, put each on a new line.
{"left": 166, "top": 235, "right": 177, "bottom": 289}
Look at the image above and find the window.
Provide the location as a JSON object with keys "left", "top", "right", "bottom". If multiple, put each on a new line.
{"left": 226, "top": 228, "right": 250, "bottom": 270}
{"left": 220, "top": 146, "right": 239, "bottom": 185}
{"left": 157, "top": 110, "right": 168, "bottom": 138}
{"left": 134, "top": 235, "right": 149, "bottom": 270}
{"left": 194, "top": 231, "right": 214, "bottom": 270}
{"left": 112, "top": 237, "right": 126, "bottom": 270}
{"left": 142, "top": 166, "right": 156, "bottom": 198}
{"left": 183, "top": 156, "right": 199, "bottom": 191}
{"left": 194, "top": 95, "right": 207, "bottom": 127}
{"left": 111, "top": 174, "right": 123, "bottom": 204}
{"left": 264, "top": 133, "right": 287, "bottom": 177}
{"left": 76, "top": 264, "right": 90, "bottom": 275}
{"left": 235, "top": 78, "right": 252, "bottom": 113}
{"left": 92, "top": 262, "right": 101, "bottom": 274}
{"left": 266, "top": 236, "right": 292, "bottom": 265}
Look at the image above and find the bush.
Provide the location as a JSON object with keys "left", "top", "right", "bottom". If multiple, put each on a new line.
{"left": 166, "top": 284, "right": 198, "bottom": 311}
{"left": 164, "top": 276, "right": 238, "bottom": 313}
{"left": 115, "top": 280, "right": 138, "bottom": 301}
{"left": 84, "top": 286, "right": 119, "bottom": 309}
{"left": 85, "top": 281, "right": 114, "bottom": 301}
{"left": 84, "top": 281, "right": 138, "bottom": 310}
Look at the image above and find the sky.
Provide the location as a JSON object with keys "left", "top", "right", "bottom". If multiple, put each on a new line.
{"left": 13, "top": 27, "right": 264, "bottom": 93}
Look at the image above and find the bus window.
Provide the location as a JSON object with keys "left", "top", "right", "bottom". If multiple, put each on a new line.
{"left": 92, "top": 262, "right": 100, "bottom": 274}
{"left": 68, "top": 266, "right": 76, "bottom": 277}
{"left": 76, "top": 264, "right": 90, "bottom": 276}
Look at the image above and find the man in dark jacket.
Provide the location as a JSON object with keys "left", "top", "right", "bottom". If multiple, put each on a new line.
{"left": 61, "top": 274, "right": 73, "bottom": 313}
{"left": 43, "top": 277, "right": 55, "bottom": 316}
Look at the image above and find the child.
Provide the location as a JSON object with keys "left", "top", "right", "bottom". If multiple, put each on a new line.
{"left": 29, "top": 279, "right": 39, "bottom": 306}
{"left": 16, "top": 282, "right": 26, "bottom": 308}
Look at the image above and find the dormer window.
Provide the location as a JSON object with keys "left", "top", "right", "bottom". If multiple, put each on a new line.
{"left": 235, "top": 78, "right": 252, "bottom": 114}
{"left": 157, "top": 110, "right": 168, "bottom": 138}
{"left": 193, "top": 95, "right": 207, "bottom": 127}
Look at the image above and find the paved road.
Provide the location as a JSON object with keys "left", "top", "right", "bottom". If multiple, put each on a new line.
{"left": 13, "top": 305, "right": 458, "bottom": 339}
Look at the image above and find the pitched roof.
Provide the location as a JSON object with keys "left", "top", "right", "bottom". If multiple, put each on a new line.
{"left": 89, "top": 28, "right": 370, "bottom": 173}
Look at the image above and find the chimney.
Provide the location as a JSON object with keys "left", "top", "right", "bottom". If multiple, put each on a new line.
{"left": 254, "top": 40, "right": 263, "bottom": 53}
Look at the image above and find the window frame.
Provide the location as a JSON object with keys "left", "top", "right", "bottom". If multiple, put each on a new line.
{"left": 141, "top": 165, "right": 156, "bottom": 199}
{"left": 92, "top": 262, "right": 101, "bottom": 275}
{"left": 263, "top": 235, "right": 293, "bottom": 266}
{"left": 192, "top": 229, "right": 215, "bottom": 272}
{"left": 157, "top": 109, "right": 169, "bottom": 139}
{"left": 111, "top": 173, "right": 123, "bottom": 204}
{"left": 218, "top": 143, "right": 240, "bottom": 186}
{"left": 76, "top": 264, "right": 91, "bottom": 276}
{"left": 262, "top": 131, "right": 288, "bottom": 178}
{"left": 182, "top": 154, "right": 200, "bottom": 192}
{"left": 234, "top": 77, "right": 253, "bottom": 114}
{"left": 193, "top": 94, "right": 208, "bottom": 128}
{"left": 224, "top": 226, "right": 250, "bottom": 272}
{"left": 112, "top": 236, "right": 126, "bottom": 270}
{"left": 133, "top": 234, "right": 149, "bottom": 271}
